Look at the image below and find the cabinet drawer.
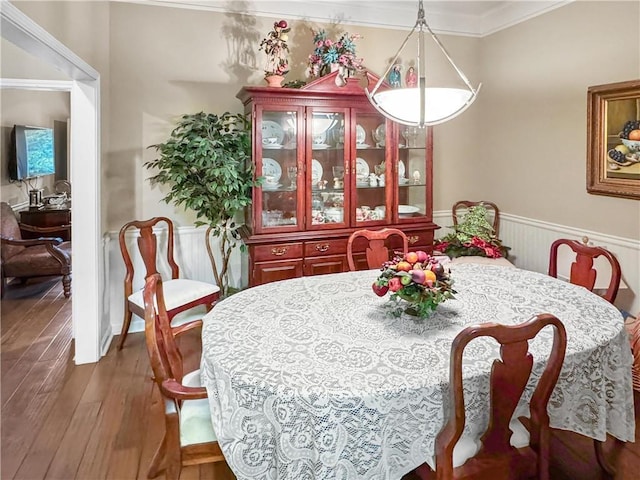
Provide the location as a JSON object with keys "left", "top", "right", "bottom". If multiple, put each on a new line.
{"left": 304, "top": 255, "right": 347, "bottom": 276}
{"left": 253, "top": 242, "right": 303, "bottom": 262}
{"left": 253, "top": 260, "right": 303, "bottom": 286}
{"left": 304, "top": 239, "right": 347, "bottom": 257}
{"left": 403, "top": 231, "right": 434, "bottom": 249}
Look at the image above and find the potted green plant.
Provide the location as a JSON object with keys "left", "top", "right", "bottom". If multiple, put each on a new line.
{"left": 145, "top": 111, "right": 259, "bottom": 296}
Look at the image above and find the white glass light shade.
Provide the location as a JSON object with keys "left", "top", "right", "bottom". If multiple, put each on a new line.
{"left": 364, "top": 0, "right": 480, "bottom": 127}
{"left": 368, "top": 86, "right": 480, "bottom": 126}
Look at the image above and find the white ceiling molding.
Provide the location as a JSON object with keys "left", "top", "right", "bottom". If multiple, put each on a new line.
{"left": 115, "top": 0, "right": 574, "bottom": 37}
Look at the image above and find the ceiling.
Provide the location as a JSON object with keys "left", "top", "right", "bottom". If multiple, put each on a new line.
{"left": 128, "top": 0, "right": 573, "bottom": 37}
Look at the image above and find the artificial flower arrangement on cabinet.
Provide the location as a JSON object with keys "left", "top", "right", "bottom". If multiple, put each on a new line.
{"left": 259, "top": 20, "right": 291, "bottom": 87}
{"left": 307, "top": 29, "right": 364, "bottom": 78}
{"left": 434, "top": 205, "right": 510, "bottom": 259}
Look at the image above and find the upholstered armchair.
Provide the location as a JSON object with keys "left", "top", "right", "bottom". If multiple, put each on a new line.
{"left": 0, "top": 202, "right": 71, "bottom": 298}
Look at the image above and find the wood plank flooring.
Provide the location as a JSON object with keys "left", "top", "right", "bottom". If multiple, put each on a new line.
{"left": 1, "top": 277, "right": 638, "bottom": 479}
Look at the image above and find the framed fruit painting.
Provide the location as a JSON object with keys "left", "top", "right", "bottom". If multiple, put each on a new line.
{"left": 587, "top": 79, "right": 640, "bottom": 199}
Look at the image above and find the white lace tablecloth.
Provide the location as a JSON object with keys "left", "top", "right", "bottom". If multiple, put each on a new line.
{"left": 200, "top": 264, "right": 635, "bottom": 480}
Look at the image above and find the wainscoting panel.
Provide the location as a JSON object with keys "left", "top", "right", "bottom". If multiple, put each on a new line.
{"left": 105, "top": 215, "right": 639, "bottom": 342}
{"left": 434, "top": 211, "right": 639, "bottom": 315}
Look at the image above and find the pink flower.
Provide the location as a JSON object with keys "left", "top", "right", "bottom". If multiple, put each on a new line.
{"left": 324, "top": 39, "right": 333, "bottom": 47}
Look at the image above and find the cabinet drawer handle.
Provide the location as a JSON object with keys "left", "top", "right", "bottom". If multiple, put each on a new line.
{"left": 271, "top": 247, "right": 288, "bottom": 256}
{"left": 315, "top": 244, "right": 330, "bottom": 252}
{"left": 408, "top": 235, "right": 420, "bottom": 245}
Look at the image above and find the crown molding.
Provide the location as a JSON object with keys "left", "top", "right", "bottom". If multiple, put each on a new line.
{"left": 113, "top": 1, "right": 574, "bottom": 37}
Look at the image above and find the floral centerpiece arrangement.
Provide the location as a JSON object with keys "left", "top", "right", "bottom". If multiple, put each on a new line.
{"left": 308, "top": 29, "right": 364, "bottom": 78}
{"left": 259, "top": 20, "right": 291, "bottom": 82}
{"left": 372, "top": 251, "right": 456, "bottom": 318}
{"left": 434, "top": 206, "right": 510, "bottom": 259}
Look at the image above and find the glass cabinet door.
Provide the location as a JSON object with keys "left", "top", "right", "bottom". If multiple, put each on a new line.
{"left": 259, "top": 109, "right": 300, "bottom": 231}
{"left": 397, "top": 126, "right": 430, "bottom": 220}
{"left": 353, "top": 112, "right": 389, "bottom": 225}
{"left": 309, "top": 110, "right": 347, "bottom": 228}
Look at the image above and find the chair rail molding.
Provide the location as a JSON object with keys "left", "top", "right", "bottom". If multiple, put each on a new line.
{"left": 434, "top": 210, "right": 638, "bottom": 315}
{"left": 105, "top": 214, "right": 639, "bottom": 336}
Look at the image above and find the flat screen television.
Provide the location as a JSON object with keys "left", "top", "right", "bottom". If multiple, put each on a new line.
{"left": 8, "top": 125, "right": 56, "bottom": 180}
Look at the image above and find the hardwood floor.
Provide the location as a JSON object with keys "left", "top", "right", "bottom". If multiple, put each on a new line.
{"left": 1, "top": 278, "right": 638, "bottom": 479}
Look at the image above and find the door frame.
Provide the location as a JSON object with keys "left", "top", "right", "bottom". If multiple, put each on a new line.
{"left": 1, "top": 2, "right": 103, "bottom": 364}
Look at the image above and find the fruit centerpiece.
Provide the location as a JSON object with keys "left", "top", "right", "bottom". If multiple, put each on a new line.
{"left": 372, "top": 251, "right": 456, "bottom": 318}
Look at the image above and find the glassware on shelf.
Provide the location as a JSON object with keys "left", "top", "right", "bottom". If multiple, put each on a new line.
{"left": 402, "top": 127, "right": 419, "bottom": 148}
{"left": 331, "top": 126, "right": 345, "bottom": 146}
{"left": 287, "top": 166, "right": 297, "bottom": 189}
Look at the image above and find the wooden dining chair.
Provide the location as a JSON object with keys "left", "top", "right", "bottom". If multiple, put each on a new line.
{"left": 413, "top": 313, "right": 567, "bottom": 480}
{"left": 142, "top": 273, "right": 226, "bottom": 480}
{"left": 452, "top": 200, "right": 500, "bottom": 238}
{"left": 548, "top": 238, "right": 621, "bottom": 304}
{"left": 347, "top": 228, "right": 409, "bottom": 271}
{"left": 118, "top": 217, "right": 220, "bottom": 350}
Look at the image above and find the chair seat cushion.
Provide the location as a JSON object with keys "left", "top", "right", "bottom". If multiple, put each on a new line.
{"left": 3, "top": 242, "right": 71, "bottom": 277}
{"left": 128, "top": 279, "right": 219, "bottom": 312}
{"left": 180, "top": 369, "right": 217, "bottom": 446}
{"left": 426, "top": 418, "right": 530, "bottom": 469}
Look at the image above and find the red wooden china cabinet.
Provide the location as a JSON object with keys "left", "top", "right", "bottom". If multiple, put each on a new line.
{"left": 237, "top": 70, "right": 437, "bottom": 286}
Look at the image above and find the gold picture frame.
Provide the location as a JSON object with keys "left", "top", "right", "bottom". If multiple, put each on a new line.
{"left": 587, "top": 79, "right": 640, "bottom": 200}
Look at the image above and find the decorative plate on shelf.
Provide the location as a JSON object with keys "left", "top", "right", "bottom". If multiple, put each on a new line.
{"left": 262, "top": 121, "right": 285, "bottom": 145}
{"left": 262, "top": 158, "right": 282, "bottom": 182}
{"left": 312, "top": 131, "right": 327, "bottom": 145}
{"left": 262, "top": 183, "right": 282, "bottom": 191}
{"left": 356, "top": 158, "right": 370, "bottom": 177}
{"left": 312, "top": 159, "right": 323, "bottom": 184}
{"left": 398, "top": 160, "right": 406, "bottom": 178}
{"left": 374, "top": 123, "right": 386, "bottom": 146}
{"left": 356, "top": 124, "right": 366, "bottom": 145}
{"left": 398, "top": 204, "right": 420, "bottom": 214}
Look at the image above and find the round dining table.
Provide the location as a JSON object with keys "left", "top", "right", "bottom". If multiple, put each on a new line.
{"left": 200, "top": 263, "right": 635, "bottom": 480}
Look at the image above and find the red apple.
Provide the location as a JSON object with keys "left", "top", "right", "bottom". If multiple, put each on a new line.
{"left": 388, "top": 277, "right": 403, "bottom": 292}
{"left": 372, "top": 282, "right": 389, "bottom": 297}
{"left": 416, "top": 250, "right": 428, "bottom": 262}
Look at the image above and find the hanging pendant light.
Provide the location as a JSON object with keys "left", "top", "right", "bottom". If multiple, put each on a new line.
{"left": 366, "top": 0, "right": 481, "bottom": 127}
